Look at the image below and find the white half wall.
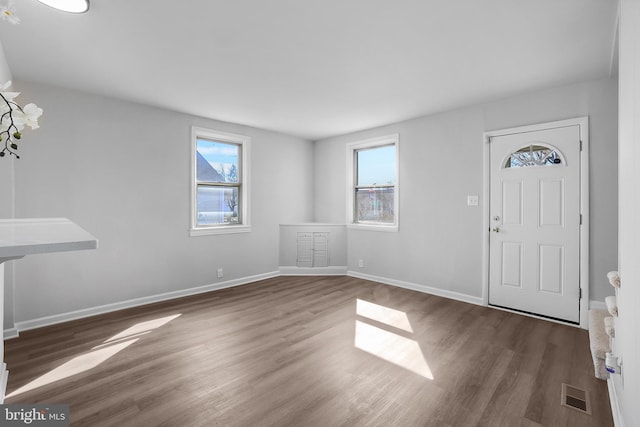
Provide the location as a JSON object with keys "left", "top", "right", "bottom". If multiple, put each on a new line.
{"left": 279, "top": 223, "right": 347, "bottom": 268}
{"left": 314, "top": 78, "right": 618, "bottom": 305}
{"left": 7, "top": 80, "right": 314, "bottom": 326}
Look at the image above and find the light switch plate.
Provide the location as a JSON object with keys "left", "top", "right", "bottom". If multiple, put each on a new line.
{"left": 467, "top": 195, "right": 479, "bottom": 206}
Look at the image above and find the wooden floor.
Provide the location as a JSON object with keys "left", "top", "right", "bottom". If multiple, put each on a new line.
{"left": 4, "top": 276, "right": 612, "bottom": 426}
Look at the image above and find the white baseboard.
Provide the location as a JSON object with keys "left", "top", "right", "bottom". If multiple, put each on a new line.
{"left": 3, "top": 328, "right": 18, "bottom": 341}
{"left": 608, "top": 377, "right": 624, "bottom": 427}
{"left": 5, "top": 270, "right": 483, "bottom": 336}
{"left": 279, "top": 266, "right": 347, "bottom": 276}
{"left": 347, "top": 271, "right": 484, "bottom": 306}
{"left": 11, "top": 271, "right": 280, "bottom": 334}
{"left": 0, "top": 363, "right": 7, "bottom": 403}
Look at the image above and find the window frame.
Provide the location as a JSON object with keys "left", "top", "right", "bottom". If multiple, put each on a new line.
{"left": 346, "top": 134, "right": 399, "bottom": 232}
{"left": 190, "top": 126, "right": 251, "bottom": 236}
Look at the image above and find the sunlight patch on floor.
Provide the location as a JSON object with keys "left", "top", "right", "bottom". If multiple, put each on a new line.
{"left": 6, "top": 313, "right": 182, "bottom": 398}
{"left": 6, "top": 339, "right": 138, "bottom": 398}
{"left": 356, "top": 299, "right": 413, "bottom": 333}
{"left": 104, "top": 314, "right": 182, "bottom": 343}
{"left": 354, "top": 319, "right": 433, "bottom": 379}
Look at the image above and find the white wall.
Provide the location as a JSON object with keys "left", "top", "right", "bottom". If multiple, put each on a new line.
{"left": 0, "top": 41, "right": 11, "bottom": 84}
{"left": 612, "top": 1, "right": 640, "bottom": 425}
{"left": 7, "top": 80, "right": 314, "bottom": 327}
{"left": 5, "top": 77, "right": 618, "bottom": 337}
{"left": 314, "top": 78, "right": 618, "bottom": 304}
{"left": 0, "top": 40, "right": 14, "bottom": 334}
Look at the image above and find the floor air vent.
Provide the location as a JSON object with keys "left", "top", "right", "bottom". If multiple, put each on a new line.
{"left": 561, "top": 383, "right": 591, "bottom": 415}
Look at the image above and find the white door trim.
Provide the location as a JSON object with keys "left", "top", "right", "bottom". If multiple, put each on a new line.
{"left": 482, "top": 117, "right": 589, "bottom": 329}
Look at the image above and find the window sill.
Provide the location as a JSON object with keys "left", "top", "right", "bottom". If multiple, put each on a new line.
{"left": 190, "top": 225, "right": 252, "bottom": 236}
{"left": 347, "top": 223, "right": 398, "bottom": 233}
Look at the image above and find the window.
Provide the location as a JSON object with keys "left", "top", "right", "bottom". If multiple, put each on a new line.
{"left": 504, "top": 144, "right": 564, "bottom": 168}
{"left": 346, "top": 134, "right": 399, "bottom": 231}
{"left": 190, "top": 127, "right": 250, "bottom": 236}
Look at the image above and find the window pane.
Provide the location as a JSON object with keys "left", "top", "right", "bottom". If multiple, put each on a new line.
{"left": 196, "top": 139, "right": 240, "bottom": 183}
{"left": 357, "top": 145, "right": 395, "bottom": 186}
{"left": 196, "top": 186, "right": 239, "bottom": 226}
{"left": 505, "top": 145, "right": 562, "bottom": 168}
{"left": 356, "top": 187, "right": 394, "bottom": 223}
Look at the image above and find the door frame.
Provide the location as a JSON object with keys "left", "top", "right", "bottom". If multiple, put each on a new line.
{"left": 481, "top": 117, "right": 589, "bottom": 329}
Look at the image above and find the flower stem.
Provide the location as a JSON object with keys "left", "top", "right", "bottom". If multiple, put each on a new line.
{"left": 0, "top": 91, "right": 19, "bottom": 158}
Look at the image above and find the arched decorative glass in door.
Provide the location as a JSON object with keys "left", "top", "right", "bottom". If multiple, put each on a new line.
{"left": 503, "top": 143, "right": 565, "bottom": 168}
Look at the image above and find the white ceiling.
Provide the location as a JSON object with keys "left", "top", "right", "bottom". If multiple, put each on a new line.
{"left": 0, "top": 0, "right": 619, "bottom": 140}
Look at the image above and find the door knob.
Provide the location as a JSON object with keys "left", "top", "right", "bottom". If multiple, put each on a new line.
{"left": 493, "top": 216, "right": 500, "bottom": 221}
{"left": 492, "top": 227, "right": 500, "bottom": 233}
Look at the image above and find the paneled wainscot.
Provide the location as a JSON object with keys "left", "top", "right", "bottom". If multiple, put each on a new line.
{"left": 279, "top": 224, "right": 346, "bottom": 275}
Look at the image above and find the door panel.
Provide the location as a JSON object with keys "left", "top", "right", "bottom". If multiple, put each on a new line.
{"left": 502, "top": 181, "right": 523, "bottom": 225}
{"left": 489, "top": 125, "right": 580, "bottom": 323}
{"left": 539, "top": 244, "right": 563, "bottom": 294}
{"left": 501, "top": 242, "right": 523, "bottom": 288}
{"left": 539, "top": 179, "right": 564, "bottom": 227}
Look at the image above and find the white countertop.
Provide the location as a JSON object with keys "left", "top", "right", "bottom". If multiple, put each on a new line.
{"left": 0, "top": 218, "right": 98, "bottom": 260}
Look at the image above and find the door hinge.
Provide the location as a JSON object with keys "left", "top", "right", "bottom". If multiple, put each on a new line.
{"left": 580, "top": 214, "right": 582, "bottom": 225}
{"left": 579, "top": 288, "right": 582, "bottom": 300}
{"left": 580, "top": 140, "right": 583, "bottom": 151}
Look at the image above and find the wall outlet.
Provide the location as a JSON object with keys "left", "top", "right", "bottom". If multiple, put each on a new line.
{"left": 358, "top": 259, "right": 364, "bottom": 268}
{"left": 217, "top": 268, "right": 224, "bottom": 278}
{"left": 467, "top": 195, "right": 479, "bottom": 206}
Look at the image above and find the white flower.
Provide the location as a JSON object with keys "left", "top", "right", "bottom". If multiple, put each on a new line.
{"left": 1, "top": 90, "right": 20, "bottom": 102}
{"left": 0, "top": 82, "right": 21, "bottom": 126}
{"left": 0, "top": 112, "right": 10, "bottom": 129}
{"left": 0, "top": 1, "right": 20, "bottom": 25}
{"left": 0, "top": 81, "right": 20, "bottom": 102}
{"left": 0, "top": 79, "right": 44, "bottom": 159}
{"left": 11, "top": 103, "right": 43, "bottom": 131}
{"left": 19, "top": 103, "right": 43, "bottom": 129}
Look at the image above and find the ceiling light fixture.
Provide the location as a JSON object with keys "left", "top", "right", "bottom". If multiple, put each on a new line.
{"left": 36, "top": 0, "right": 89, "bottom": 13}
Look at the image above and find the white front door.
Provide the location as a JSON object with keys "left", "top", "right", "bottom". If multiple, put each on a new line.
{"left": 489, "top": 124, "right": 581, "bottom": 323}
